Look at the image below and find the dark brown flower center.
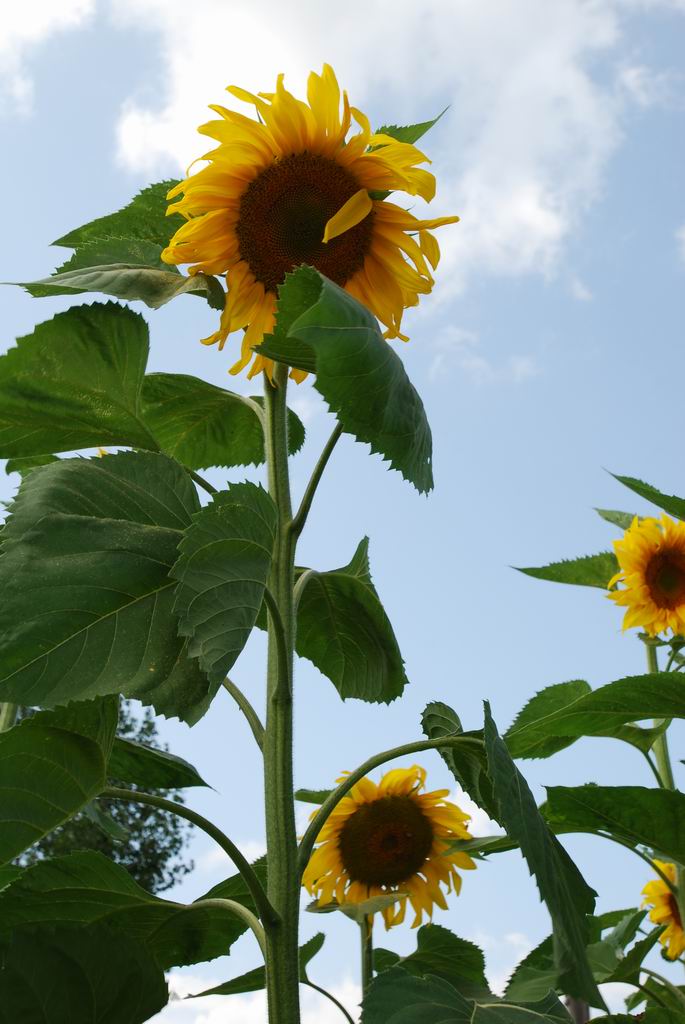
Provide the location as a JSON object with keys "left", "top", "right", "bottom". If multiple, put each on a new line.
{"left": 645, "top": 549, "right": 685, "bottom": 609}
{"left": 338, "top": 795, "right": 434, "bottom": 887}
{"left": 235, "top": 152, "right": 374, "bottom": 293}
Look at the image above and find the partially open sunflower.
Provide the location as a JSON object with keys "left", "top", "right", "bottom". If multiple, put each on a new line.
{"left": 302, "top": 764, "right": 475, "bottom": 929}
{"left": 161, "top": 64, "right": 458, "bottom": 380}
{"left": 608, "top": 515, "right": 685, "bottom": 635}
{"left": 642, "top": 861, "right": 685, "bottom": 960}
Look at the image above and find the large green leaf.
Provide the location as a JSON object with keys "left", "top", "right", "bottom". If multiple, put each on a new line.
{"left": 421, "top": 703, "right": 499, "bottom": 820}
{"left": 0, "top": 699, "right": 117, "bottom": 864}
{"left": 374, "top": 925, "right": 490, "bottom": 1000}
{"left": 190, "top": 932, "right": 325, "bottom": 998}
{"left": 54, "top": 181, "right": 182, "bottom": 250}
{"left": 0, "top": 851, "right": 263, "bottom": 969}
{"left": 0, "top": 924, "right": 168, "bottom": 1024}
{"left": 109, "top": 737, "right": 208, "bottom": 789}
{"left": 257, "top": 266, "right": 433, "bottom": 493}
{"left": 0, "top": 303, "right": 157, "bottom": 458}
{"left": 612, "top": 473, "right": 685, "bottom": 520}
{"left": 483, "top": 704, "right": 601, "bottom": 1007}
{"left": 0, "top": 452, "right": 217, "bottom": 724}
{"left": 505, "top": 673, "right": 685, "bottom": 759}
{"left": 292, "top": 538, "right": 407, "bottom": 703}
{"left": 544, "top": 785, "right": 685, "bottom": 862}
{"left": 172, "top": 483, "right": 277, "bottom": 685}
{"left": 516, "top": 551, "right": 618, "bottom": 589}
{"left": 140, "top": 374, "right": 304, "bottom": 469}
{"left": 362, "top": 967, "right": 571, "bottom": 1023}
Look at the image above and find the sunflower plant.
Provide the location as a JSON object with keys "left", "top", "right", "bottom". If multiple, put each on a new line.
{"left": 0, "top": 66, "right": 626, "bottom": 1024}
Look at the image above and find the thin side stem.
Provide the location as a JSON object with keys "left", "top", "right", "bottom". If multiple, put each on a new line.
{"left": 360, "top": 916, "right": 374, "bottom": 997}
{"left": 0, "top": 702, "right": 18, "bottom": 732}
{"left": 301, "top": 980, "right": 356, "bottom": 1024}
{"left": 189, "top": 469, "right": 217, "bottom": 496}
{"left": 103, "top": 787, "right": 277, "bottom": 926}
{"left": 193, "top": 897, "right": 267, "bottom": 959}
{"left": 223, "top": 677, "right": 265, "bottom": 751}
{"left": 298, "top": 735, "right": 484, "bottom": 877}
{"left": 634, "top": 980, "right": 669, "bottom": 1010}
{"left": 290, "top": 423, "right": 343, "bottom": 538}
{"left": 642, "top": 749, "right": 666, "bottom": 789}
{"left": 293, "top": 569, "right": 319, "bottom": 613}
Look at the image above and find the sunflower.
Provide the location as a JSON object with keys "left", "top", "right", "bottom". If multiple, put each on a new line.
{"left": 642, "top": 861, "right": 685, "bottom": 960}
{"left": 302, "top": 764, "right": 476, "bottom": 929}
{"left": 161, "top": 64, "right": 458, "bottom": 380}
{"left": 608, "top": 515, "right": 685, "bottom": 636}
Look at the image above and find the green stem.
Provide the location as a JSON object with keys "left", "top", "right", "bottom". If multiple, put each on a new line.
{"left": 298, "top": 735, "right": 484, "bottom": 877}
{"left": 192, "top": 897, "right": 267, "bottom": 959}
{"left": 0, "top": 703, "right": 18, "bottom": 732}
{"left": 102, "top": 787, "right": 277, "bottom": 926}
{"left": 301, "top": 980, "right": 356, "bottom": 1024}
{"left": 223, "top": 678, "right": 265, "bottom": 751}
{"left": 263, "top": 364, "right": 301, "bottom": 1024}
{"left": 360, "top": 916, "right": 374, "bottom": 997}
{"left": 290, "top": 422, "right": 343, "bottom": 539}
{"left": 640, "top": 967, "right": 685, "bottom": 1011}
{"left": 189, "top": 469, "right": 217, "bottom": 496}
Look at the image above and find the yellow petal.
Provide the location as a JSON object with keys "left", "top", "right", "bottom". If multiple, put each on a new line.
{"left": 323, "top": 189, "right": 372, "bottom": 243}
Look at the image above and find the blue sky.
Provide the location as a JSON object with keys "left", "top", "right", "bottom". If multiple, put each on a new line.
{"left": 2, "top": 1, "right": 685, "bottom": 1019}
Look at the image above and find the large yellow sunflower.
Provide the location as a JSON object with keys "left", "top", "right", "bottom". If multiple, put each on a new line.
{"left": 608, "top": 515, "right": 685, "bottom": 635}
{"left": 302, "top": 764, "right": 476, "bottom": 929}
{"left": 642, "top": 861, "right": 685, "bottom": 960}
{"left": 161, "top": 64, "right": 458, "bottom": 380}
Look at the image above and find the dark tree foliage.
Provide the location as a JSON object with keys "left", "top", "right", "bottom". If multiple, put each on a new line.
{"left": 16, "top": 701, "right": 194, "bottom": 893}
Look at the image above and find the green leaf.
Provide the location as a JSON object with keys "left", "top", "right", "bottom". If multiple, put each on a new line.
{"left": 291, "top": 538, "right": 408, "bottom": 703}
{"left": 189, "top": 932, "right": 325, "bottom": 998}
{"left": 140, "top": 374, "right": 304, "bottom": 469}
{"left": 516, "top": 551, "right": 618, "bottom": 589}
{"left": 505, "top": 673, "right": 685, "bottom": 759}
{"left": 171, "top": 482, "right": 277, "bottom": 685}
{"left": 0, "top": 924, "right": 168, "bottom": 1024}
{"left": 21, "top": 262, "right": 224, "bottom": 310}
{"left": 0, "top": 851, "right": 262, "bottom": 969}
{"left": 83, "top": 799, "right": 130, "bottom": 842}
{"left": 505, "top": 936, "right": 556, "bottom": 1004}
{"left": 5, "top": 455, "right": 59, "bottom": 477}
{"left": 109, "top": 737, "right": 208, "bottom": 789}
{"left": 23, "top": 238, "right": 174, "bottom": 297}
{"left": 483, "top": 703, "right": 602, "bottom": 1007}
{"left": 306, "top": 892, "right": 407, "bottom": 924}
{"left": 0, "top": 452, "right": 217, "bottom": 724}
{"left": 375, "top": 109, "right": 448, "bottom": 146}
{"left": 375, "top": 925, "right": 491, "bottom": 999}
{"left": 544, "top": 785, "right": 685, "bottom": 863}
{"left": 613, "top": 473, "right": 685, "bottom": 521}
{"left": 0, "top": 698, "right": 118, "bottom": 864}
{"left": 257, "top": 266, "right": 433, "bottom": 493}
{"left": 421, "top": 702, "right": 499, "bottom": 820}
{"left": 54, "top": 181, "right": 182, "bottom": 250}
{"left": 505, "top": 681, "right": 592, "bottom": 759}
{"left": 595, "top": 508, "right": 636, "bottom": 530}
{"left": 294, "top": 788, "right": 334, "bottom": 804}
{"left": 362, "top": 967, "right": 572, "bottom": 1023}
{"left": 0, "top": 303, "right": 157, "bottom": 459}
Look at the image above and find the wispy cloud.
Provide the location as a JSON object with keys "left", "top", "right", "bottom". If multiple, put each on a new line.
{"left": 676, "top": 224, "right": 685, "bottom": 267}
{"left": 428, "top": 326, "right": 540, "bottom": 385}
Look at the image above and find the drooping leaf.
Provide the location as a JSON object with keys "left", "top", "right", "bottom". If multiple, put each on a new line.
{"left": 257, "top": 266, "right": 433, "bottom": 493}
{"left": 421, "top": 703, "right": 499, "bottom": 820}
{"left": 83, "top": 799, "right": 130, "bottom": 842}
{"left": 140, "top": 374, "right": 305, "bottom": 469}
{"left": 291, "top": 538, "right": 407, "bottom": 703}
{"left": 375, "top": 109, "right": 448, "bottom": 146}
{"left": 0, "top": 698, "right": 118, "bottom": 864}
{"left": 0, "top": 452, "right": 217, "bottom": 724}
{"left": 374, "top": 925, "right": 491, "bottom": 1000}
{"left": 516, "top": 551, "right": 618, "bottom": 589}
{"left": 109, "top": 737, "right": 208, "bottom": 790}
{"left": 171, "top": 483, "right": 277, "bottom": 685}
{"left": 0, "top": 851, "right": 263, "bottom": 969}
{"left": 0, "top": 303, "right": 157, "bottom": 459}
{"left": 295, "top": 788, "right": 334, "bottom": 805}
{"left": 0, "top": 924, "right": 168, "bottom": 1024}
{"left": 189, "top": 932, "right": 325, "bottom": 998}
{"left": 544, "top": 785, "right": 685, "bottom": 863}
{"left": 361, "top": 967, "right": 572, "bottom": 1023}
{"left": 483, "top": 704, "right": 601, "bottom": 1007}
{"left": 306, "top": 892, "right": 407, "bottom": 924}
{"left": 505, "top": 673, "right": 685, "bottom": 759}
{"left": 612, "top": 473, "right": 685, "bottom": 521}
{"left": 595, "top": 508, "right": 636, "bottom": 530}
{"left": 54, "top": 181, "right": 182, "bottom": 250}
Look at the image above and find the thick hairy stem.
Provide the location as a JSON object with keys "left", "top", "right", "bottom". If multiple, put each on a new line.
{"left": 0, "top": 703, "right": 18, "bottom": 732}
{"left": 102, "top": 787, "right": 277, "bottom": 926}
{"left": 263, "top": 363, "right": 301, "bottom": 1024}
{"left": 360, "top": 916, "right": 374, "bottom": 997}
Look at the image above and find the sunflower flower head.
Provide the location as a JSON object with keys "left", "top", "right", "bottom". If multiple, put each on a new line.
{"left": 302, "top": 764, "right": 476, "bottom": 929}
{"left": 161, "top": 64, "right": 458, "bottom": 380}
{"left": 642, "top": 861, "right": 685, "bottom": 960}
{"left": 608, "top": 515, "right": 685, "bottom": 636}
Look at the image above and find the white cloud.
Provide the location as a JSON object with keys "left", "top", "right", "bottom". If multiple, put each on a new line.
{"left": 676, "top": 224, "right": 685, "bottom": 266}
{"left": 195, "top": 839, "right": 266, "bottom": 877}
{"left": 451, "top": 786, "right": 502, "bottom": 838}
{"left": 570, "top": 276, "right": 593, "bottom": 302}
{"left": 429, "top": 326, "right": 540, "bottom": 385}
{"left": 0, "top": 1, "right": 94, "bottom": 115}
